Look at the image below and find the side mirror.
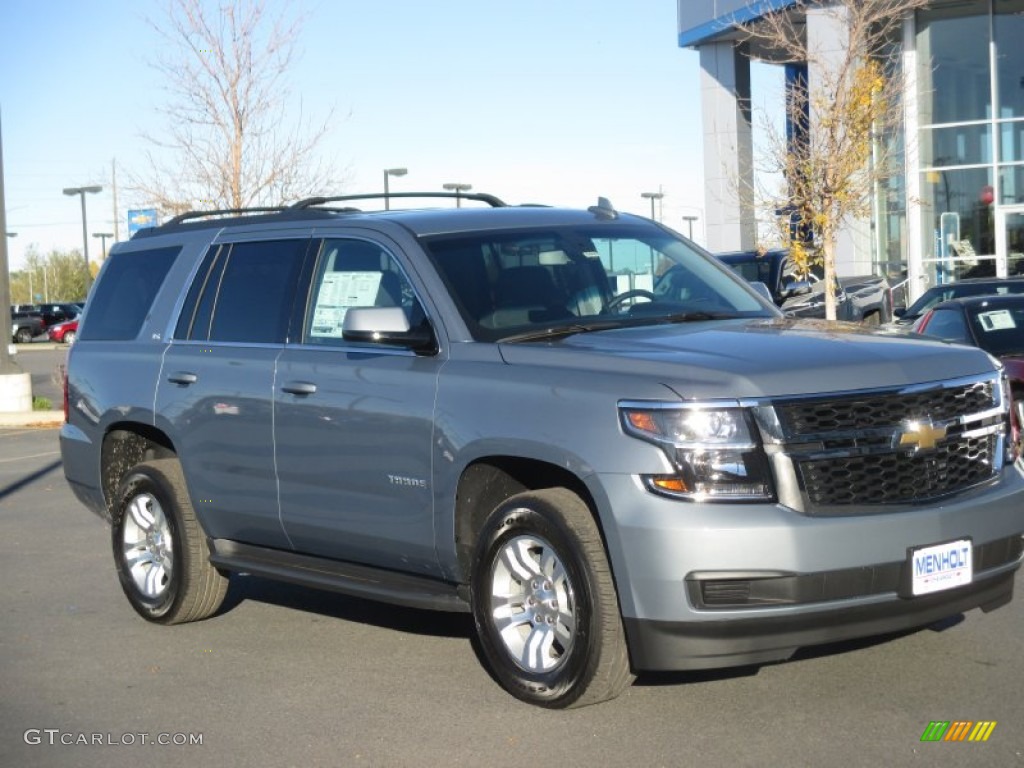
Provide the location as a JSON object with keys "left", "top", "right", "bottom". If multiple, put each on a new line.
{"left": 342, "top": 307, "right": 436, "bottom": 352}
{"left": 780, "top": 279, "right": 811, "bottom": 301}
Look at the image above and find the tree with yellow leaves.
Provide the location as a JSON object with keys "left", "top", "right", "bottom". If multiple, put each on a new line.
{"left": 741, "top": 0, "right": 927, "bottom": 320}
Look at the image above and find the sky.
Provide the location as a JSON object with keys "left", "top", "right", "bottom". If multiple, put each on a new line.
{"left": 0, "top": 1, "right": 780, "bottom": 274}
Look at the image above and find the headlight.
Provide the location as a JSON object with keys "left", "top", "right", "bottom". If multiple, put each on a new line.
{"left": 619, "top": 403, "right": 774, "bottom": 501}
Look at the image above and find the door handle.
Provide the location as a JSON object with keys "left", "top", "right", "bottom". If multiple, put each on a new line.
{"left": 167, "top": 371, "right": 198, "bottom": 385}
{"left": 282, "top": 381, "right": 317, "bottom": 396}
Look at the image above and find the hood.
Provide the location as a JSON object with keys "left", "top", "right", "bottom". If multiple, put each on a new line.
{"left": 497, "top": 318, "right": 997, "bottom": 400}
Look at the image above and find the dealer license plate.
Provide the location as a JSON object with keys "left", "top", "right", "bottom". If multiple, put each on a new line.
{"left": 910, "top": 539, "right": 972, "bottom": 596}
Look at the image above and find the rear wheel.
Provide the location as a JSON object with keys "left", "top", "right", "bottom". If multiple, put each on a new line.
{"left": 112, "top": 459, "right": 228, "bottom": 624}
{"left": 63, "top": 330, "right": 76, "bottom": 344}
{"left": 471, "top": 488, "right": 633, "bottom": 708}
{"left": 15, "top": 327, "right": 32, "bottom": 344}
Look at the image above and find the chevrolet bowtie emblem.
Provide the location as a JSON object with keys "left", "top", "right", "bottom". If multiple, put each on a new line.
{"left": 897, "top": 419, "right": 947, "bottom": 452}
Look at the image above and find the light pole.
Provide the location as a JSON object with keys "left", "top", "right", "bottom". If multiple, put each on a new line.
{"left": 681, "top": 215, "right": 699, "bottom": 240}
{"left": 63, "top": 185, "right": 102, "bottom": 290}
{"left": 93, "top": 232, "right": 113, "bottom": 261}
{"left": 383, "top": 168, "right": 408, "bottom": 210}
{"left": 443, "top": 182, "right": 472, "bottom": 207}
{"left": 640, "top": 191, "right": 664, "bottom": 222}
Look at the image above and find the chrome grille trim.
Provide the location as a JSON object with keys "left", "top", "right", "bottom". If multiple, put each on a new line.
{"left": 755, "top": 372, "right": 1008, "bottom": 512}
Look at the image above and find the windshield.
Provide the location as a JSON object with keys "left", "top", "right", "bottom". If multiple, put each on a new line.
{"left": 422, "top": 225, "right": 776, "bottom": 342}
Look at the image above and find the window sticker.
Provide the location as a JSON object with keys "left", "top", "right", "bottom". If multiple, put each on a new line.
{"left": 976, "top": 309, "right": 1016, "bottom": 332}
{"left": 310, "top": 271, "right": 382, "bottom": 338}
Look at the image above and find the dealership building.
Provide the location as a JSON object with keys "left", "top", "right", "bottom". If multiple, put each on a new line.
{"left": 678, "top": 0, "right": 1024, "bottom": 300}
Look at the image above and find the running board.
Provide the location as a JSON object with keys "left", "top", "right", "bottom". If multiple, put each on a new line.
{"left": 208, "top": 539, "right": 471, "bottom": 613}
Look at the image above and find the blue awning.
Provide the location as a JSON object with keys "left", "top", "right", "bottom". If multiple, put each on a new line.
{"left": 678, "top": 0, "right": 797, "bottom": 48}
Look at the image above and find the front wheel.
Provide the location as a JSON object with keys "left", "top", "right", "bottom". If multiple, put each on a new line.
{"left": 112, "top": 459, "right": 228, "bottom": 624}
{"left": 471, "top": 488, "right": 633, "bottom": 708}
{"left": 15, "top": 327, "right": 32, "bottom": 344}
{"left": 63, "top": 330, "right": 76, "bottom": 344}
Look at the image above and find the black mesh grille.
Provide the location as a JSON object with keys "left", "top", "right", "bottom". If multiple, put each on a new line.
{"left": 778, "top": 381, "right": 994, "bottom": 436}
{"left": 799, "top": 435, "right": 997, "bottom": 506}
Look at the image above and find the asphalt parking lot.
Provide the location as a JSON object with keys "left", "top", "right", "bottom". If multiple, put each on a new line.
{"left": 1, "top": 426, "right": 1022, "bottom": 768}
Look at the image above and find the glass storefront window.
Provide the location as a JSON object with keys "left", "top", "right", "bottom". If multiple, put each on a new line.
{"left": 999, "top": 119, "right": 1024, "bottom": 162}
{"left": 921, "top": 166, "right": 995, "bottom": 260}
{"left": 917, "top": 1, "right": 991, "bottom": 126}
{"left": 995, "top": 0, "right": 1024, "bottom": 119}
{"left": 998, "top": 164, "right": 1024, "bottom": 204}
{"left": 920, "top": 123, "right": 992, "bottom": 167}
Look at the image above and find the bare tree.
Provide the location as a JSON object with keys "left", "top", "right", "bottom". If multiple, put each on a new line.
{"left": 740, "top": 0, "right": 927, "bottom": 320}
{"left": 132, "top": 0, "right": 342, "bottom": 215}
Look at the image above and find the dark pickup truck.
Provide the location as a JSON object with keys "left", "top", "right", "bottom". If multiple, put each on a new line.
{"left": 717, "top": 249, "right": 892, "bottom": 324}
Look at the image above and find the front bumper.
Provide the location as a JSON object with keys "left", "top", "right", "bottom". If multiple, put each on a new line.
{"left": 589, "top": 464, "right": 1024, "bottom": 672}
{"left": 625, "top": 565, "right": 1017, "bottom": 671}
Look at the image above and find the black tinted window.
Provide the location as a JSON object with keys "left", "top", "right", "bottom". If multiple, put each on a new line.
{"left": 79, "top": 246, "right": 180, "bottom": 341}
{"left": 194, "top": 240, "right": 307, "bottom": 343}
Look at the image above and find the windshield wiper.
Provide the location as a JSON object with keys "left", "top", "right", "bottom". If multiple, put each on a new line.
{"left": 659, "top": 310, "right": 742, "bottom": 323}
{"left": 499, "top": 312, "right": 746, "bottom": 343}
{"left": 500, "top": 320, "right": 637, "bottom": 343}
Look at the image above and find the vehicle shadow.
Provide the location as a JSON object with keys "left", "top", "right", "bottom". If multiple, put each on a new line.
{"left": 218, "top": 572, "right": 475, "bottom": 639}
{"left": 216, "top": 572, "right": 968, "bottom": 688}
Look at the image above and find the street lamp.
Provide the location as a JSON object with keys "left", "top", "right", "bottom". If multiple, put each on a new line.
{"left": 443, "top": 182, "right": 472, "bottom": 207}
{"left": 681, "top": 215, "right": 699, "bottom": 240}
{"left": 93, "top": 232, "right": 114, "bottom": 260}
{"left": 640, "top": 191, "right": 664, "bottom": 222}
{"left": 383, "top": 167, "right": 408, "bottom": 210}
{"left": 63, "top": 185, "right": 102, "bottom": 289}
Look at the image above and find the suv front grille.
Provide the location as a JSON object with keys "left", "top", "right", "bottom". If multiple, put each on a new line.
{"left": 799, "top": 435, "right": 997, "bottom": 506}
{"left": 777, "top": 380, "right": 994, "bottom": 434}
{"left": 768, "top": 375, "right": 1006, "bottom": 511}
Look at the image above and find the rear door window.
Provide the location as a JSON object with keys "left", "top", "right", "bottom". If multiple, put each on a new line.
{"left": 79, "top": 246, "right": 180, "bottom": 341}
{"left": 176, "top": 239, "right": 308, "bottom": 343}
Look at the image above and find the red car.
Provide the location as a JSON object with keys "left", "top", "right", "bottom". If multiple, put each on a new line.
{"left": 47, "top": 316, "right": 79, "bottom": 344}
{"left": 914, "top": 294, "right": 1024, "bottom": 433}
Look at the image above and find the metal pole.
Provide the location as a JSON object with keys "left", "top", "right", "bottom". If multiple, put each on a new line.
{"left": 78, "top": 193, "right": 92, "bottom": 291}
{"left": 0, "top": 110, "right": 19, "bottom": 372}
{"left": 384, "top": 170, "right": 390, "bottom": 211}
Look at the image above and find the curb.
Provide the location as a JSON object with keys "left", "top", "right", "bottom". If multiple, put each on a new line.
{"left": 0, "top": 410, "right": 64, "bottom": 428}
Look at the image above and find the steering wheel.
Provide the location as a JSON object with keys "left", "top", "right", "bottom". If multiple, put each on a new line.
{"left": 605, "top": 289, "right": 657, "bottom": 312}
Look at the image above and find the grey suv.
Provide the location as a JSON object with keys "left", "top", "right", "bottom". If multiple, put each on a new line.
{"left": 61, "top": 193, "right": 1024, "bottom": 708}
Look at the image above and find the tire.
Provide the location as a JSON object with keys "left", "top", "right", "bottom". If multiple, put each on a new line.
{"left": 15, "top": 327, "right": 32, "bottom": 344}
{"left": 63, "top": 330, "right": 76, "bottom": 344}
{"left": 471, "top": 488, "right": 633, "bottom": 708}
{"left": 111, "top": 459, "right": 228, "bottom": 624}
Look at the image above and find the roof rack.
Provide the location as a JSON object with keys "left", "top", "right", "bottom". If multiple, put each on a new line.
{"left": 163, "top": 206, "right": 291, "bottom": 226}
{"left": 290, "top": 191, "right": 507, "bottom": 209}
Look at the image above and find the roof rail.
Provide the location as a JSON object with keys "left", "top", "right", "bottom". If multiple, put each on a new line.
{"left": 290, "top": 191, "right": 507, "bottom": 209}
{"left": 163, "top": 206, "right": 291, "bottom": 226}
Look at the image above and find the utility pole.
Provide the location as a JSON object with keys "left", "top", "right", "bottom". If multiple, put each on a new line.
{"left": 112, "top": 158, "right": 119, "bottom": 243}
{"left": 1, "top": 109, "right": 27, "bottom": 388}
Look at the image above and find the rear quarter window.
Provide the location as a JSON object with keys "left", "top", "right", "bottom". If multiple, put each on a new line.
{"left": 79, "top": 246, "right": 181, "bottom": 341}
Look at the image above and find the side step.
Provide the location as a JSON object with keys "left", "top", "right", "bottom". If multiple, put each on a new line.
{"left": 208, "top": 539, "right": 471, "bottom": 613}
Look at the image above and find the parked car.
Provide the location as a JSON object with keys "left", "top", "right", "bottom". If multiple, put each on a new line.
{"left": 61, "top": 193, "right": 1023, "bottom": 708}
{"left": 894, "top": 276, "right": 1024, "bottom": 326}
{"left": 47, "top": 316, "right": 79, "bottom": 344}
{"left": 10, "top": 310, "right": 44, "bottom": 343}
{"left": 716, "top": 248, "right": 892, "bottom": 324}
{"left": 913, "top": 294, "right": 1024, "bottom": 431}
